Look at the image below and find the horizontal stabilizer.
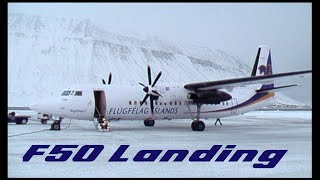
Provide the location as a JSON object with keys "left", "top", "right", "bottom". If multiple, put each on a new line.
{"left": 255, "top": 84, "right": 299, "bottom": 93}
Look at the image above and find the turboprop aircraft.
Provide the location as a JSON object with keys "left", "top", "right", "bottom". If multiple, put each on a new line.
{"left": 30, "top": 45, "right": 311, "bottom": 131}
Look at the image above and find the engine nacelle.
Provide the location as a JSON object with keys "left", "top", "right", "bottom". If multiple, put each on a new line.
{"left": 187, "top": 90, "right": 232, "bottom": 104}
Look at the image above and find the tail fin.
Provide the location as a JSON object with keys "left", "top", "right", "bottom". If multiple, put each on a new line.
{"left": 251, "top": 45, "right": 273, "bottom": 76}
{"left": 251, "top": 45, "right": 274, "bottom": 90}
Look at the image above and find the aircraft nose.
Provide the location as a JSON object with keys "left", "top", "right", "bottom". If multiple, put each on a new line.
{"left": 29, "top": 102, "right": 39, "bottom": 111}
{"left": 29, "top": 98, "right": 61, "bottom": 114}
{"left": 29, "top": 100, "right": 47, "bottom": 112}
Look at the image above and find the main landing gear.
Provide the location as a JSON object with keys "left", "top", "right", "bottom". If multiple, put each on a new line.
{"left": 191, "top": 104, "right": 205, "bottom": 131}
{"left": 50, "top": 117, "right": 63, "bottom": 130}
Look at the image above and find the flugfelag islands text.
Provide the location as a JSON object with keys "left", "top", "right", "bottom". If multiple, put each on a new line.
{"left": 108, "top": 107, "right": 178, "bottom": 115}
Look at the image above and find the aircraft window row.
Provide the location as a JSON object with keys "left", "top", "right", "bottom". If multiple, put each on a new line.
{"left": 128, "top": 101, "right": 183, "bottom": 106}
{"left": 129, "top": 101, "right": 148, "bottom": 105}
{"left": 61, "top": 90, "right": 82, "bottom": 96}
{"left": 127, "top": 100, "right": 230, "bottom": 106}
{"left": 208, "top": 101, "right": 228, "bottom": 105}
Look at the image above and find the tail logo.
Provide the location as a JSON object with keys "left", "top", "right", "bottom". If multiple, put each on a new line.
{"left": 258, "top": 64, "right": 272, "bottom": 75}
{"left": 258, "top": 65, "right": 267, "bottom": 75}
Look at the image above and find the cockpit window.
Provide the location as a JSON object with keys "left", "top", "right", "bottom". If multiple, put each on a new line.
{"left": 75, "top": 91, "right": 82, "bottom": 96}
{"left": 61, "top": 91, "right": 71, "bottom": 96}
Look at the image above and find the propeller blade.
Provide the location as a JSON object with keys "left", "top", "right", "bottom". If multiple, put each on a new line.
{"left": 140, "top": 94, "right": 149, "bottom": 106}
{"left": 139, "top": 83, "right": 147, "bottom": 87}
{"left": 102, "top": 79, "right": 106, "bottom": 85}
{"left": 151, "top": 90, "right": 162, "bottom": 97}
{"left": 108, "top": 73, "right": 112, "bottom": 84}
{"left": 152, "top": 71, "right": 162, "bottom": 87}
{"left": 148, "top": 65, "right": 152, "bottom": 85}
{"left": 150, "top": 96, "right": 154, "bottom": 115}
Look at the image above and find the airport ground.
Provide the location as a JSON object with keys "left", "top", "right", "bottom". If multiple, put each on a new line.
{"left": 8, "top": 110, "right": 311, "bottom": 178}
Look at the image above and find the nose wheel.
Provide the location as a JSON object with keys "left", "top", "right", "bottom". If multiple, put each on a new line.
{"left": 50, "top": 118, "right": 63, "bottom": 130}
{"left": 51, "top": 121, "right": 61, "bottom": 130}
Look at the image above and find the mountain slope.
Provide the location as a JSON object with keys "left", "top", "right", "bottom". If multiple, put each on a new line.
{"left": 8, "top": 13, "right": 303, "bottom": 107}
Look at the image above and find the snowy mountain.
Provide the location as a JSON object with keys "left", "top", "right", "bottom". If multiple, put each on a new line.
{"left": 8, "top": 13, "right": 304, "bottom": 107}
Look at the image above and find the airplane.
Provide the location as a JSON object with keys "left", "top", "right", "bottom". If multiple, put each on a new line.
{"left": 30, "top": 45, "right": 312, "bottom": 131}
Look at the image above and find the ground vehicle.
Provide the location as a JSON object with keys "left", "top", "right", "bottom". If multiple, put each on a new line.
{"left": 8, "top": 112, "right": 30, "bottom": 124}
{"left": 37, "top": 113, "right": 50, "bottom": 124}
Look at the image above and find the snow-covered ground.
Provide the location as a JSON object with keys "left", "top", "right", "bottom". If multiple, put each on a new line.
{"left": 8, "top": 110, "right": 311, "bottom": 178}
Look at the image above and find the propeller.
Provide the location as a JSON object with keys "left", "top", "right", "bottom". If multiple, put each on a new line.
{"left": 102, "top": 73, "right": 112, "bottom": 85}
{"left": 139, "top": 65, "right": 162, "bottom": 116}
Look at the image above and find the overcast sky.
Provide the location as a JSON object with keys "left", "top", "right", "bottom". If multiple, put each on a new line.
{"left": 8, "top": 3, "right": 312, "bottom": 105}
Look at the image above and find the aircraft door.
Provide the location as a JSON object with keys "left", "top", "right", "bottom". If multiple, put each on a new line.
{"left": 231, "top": 98, "right": 238, "bottom": 114}
{"left": 93, "top": 90, "right": 106, "bottom": 118}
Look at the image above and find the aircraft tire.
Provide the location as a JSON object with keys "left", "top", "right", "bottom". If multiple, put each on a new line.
{"left": 191, "top": 121, "right": 196, "bottom": 130}
{"left": 51, "top": 123, "right": 60, "bottom": 130}
{"left": 191, "top": 120, "right": 205, "bottom": 131}
{"left": 144, "top": 120, "right": 155, "bottom": 126}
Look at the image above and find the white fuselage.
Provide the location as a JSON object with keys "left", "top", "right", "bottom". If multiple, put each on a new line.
{"left": 32, "top": 83, "right": 276, "bottom": 121}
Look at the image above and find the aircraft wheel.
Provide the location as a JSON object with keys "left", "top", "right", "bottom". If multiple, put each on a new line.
{"left": 144, "top": 120, "right": 155, "bottom": 126}
{"left": 191, "top": 120, "right": 205, "bottom": 131}
{"left": 51, "top": 123, "right": 60, "bottom": 130}
{"left": 191, "top": 121, "right": 196, "bottom": 130}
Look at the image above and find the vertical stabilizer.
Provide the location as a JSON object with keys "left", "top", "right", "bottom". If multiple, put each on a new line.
{"left": 251, "top": 45, "right": 273, "bottom": 76}
{"left": 251, "top": 45, "right": 274, "bottom": 89}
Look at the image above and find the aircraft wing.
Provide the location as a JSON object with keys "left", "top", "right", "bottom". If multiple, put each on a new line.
{"left": 184, "top": 70, "right": 311, "bottom": 91}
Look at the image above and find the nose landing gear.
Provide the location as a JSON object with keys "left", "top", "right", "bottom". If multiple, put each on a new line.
{"left": 50, "top": 117, "right": 63, "bottom": 130}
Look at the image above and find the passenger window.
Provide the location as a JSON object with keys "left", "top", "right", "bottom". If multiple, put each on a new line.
{"left": 145, "top": 101, "right": 148, "bottom": 105}
{"left": 174, "top": 101, "right": 177, "bottom": 105}
{"left": 134, "top": 101, "right": 137, "bottom": 105}
{"left": 226, "top": 102, "right": 228, "bottom": 105}
{"left": 170, "top": 102, "right": 172, "bottom": 105}
{"left": 155, "top": 101, "right": 158, "bottom": 105}
{"left": 75, "top": 91, "right": 82, "bottom": 96}
{"left": 164, "top": 103, "right": 167, "bottom": 106}
{"left": 129, "top": 101, "right": 132, "bottom": 105}
{"left": 61, "top": 91, "right": 66, "bottom": 96}
{"left": 179, "top": 102, "right": 182, "bottom": 105}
